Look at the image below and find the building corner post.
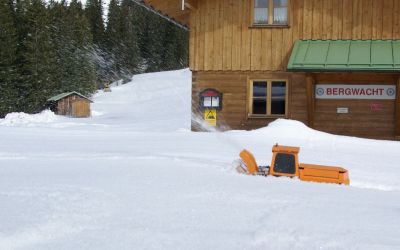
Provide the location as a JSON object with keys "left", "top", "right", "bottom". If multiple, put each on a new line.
{"left": 306, "top": 75, "right": 315, "bottom": 128}
{"left": 395, "top": 78, "right": 400, "bottom": 140}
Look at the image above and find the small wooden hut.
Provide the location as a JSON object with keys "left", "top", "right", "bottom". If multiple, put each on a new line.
{"left": 47, "top": 92, "right": 92, "bottom": 118}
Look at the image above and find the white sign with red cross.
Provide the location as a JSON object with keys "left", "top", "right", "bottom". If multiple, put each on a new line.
{"left": 315, "top": 84, "right": 397, "bottom": 100}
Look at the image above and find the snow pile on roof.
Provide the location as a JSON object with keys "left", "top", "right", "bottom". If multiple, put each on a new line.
{"left": 0, "top": 110, "right": 59, "bottom": 127}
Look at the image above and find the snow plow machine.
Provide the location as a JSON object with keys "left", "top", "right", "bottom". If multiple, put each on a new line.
{"left": 236, "top": 144, "right": 350, "bottom": 185}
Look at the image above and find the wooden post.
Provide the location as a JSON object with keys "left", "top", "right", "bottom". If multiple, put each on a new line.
{"left": 306, "top": 75, "right": 315, "bottom": 128}
{"left": 396, "top": 78, "right": 400, "bottom": 140}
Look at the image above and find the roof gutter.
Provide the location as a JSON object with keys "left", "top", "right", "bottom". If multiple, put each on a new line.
{"left": 131, "top": 0, "right": 189, "bottom": 31}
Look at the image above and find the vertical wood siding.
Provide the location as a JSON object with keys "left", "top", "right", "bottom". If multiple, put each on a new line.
{"left": 56, "top": 95, "right": 91, "bottom": 118}
{"left": 192, "top": 71, "right": 397, "bottom": 139}
{"left": 189, "top": 0, "right": 400, "bottom": 71}
{"left": 192, "top": 71, "right": 308, "bottom": 131}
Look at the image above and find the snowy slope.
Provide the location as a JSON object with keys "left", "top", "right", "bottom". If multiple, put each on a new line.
{"left": 0, "top": 69, "right": 400, "bottom": 250}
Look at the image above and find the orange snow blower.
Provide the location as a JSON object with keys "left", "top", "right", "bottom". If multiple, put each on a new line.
{"left": 236, "top": 144, "right": 350, "bottom": 185}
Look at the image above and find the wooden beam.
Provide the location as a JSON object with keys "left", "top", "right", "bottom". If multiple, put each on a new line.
{"left": 184, "top": 0, "right": 197, "bottom": 10}
{"left": 143, "top": 0, "right": 190, "bottom": 26}
{"left": 396, "top": 78, "right": 400, "bottom": 140}
{"left": 306, "top": 75, "right": 315, "bottom": 128}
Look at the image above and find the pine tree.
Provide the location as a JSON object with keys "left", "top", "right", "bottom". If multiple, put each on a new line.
{"left": 105, "top": 0, "right": 123, "bottom": 81}
{"left": 136, "top": 9, "right": 189, "bottom": 73}
{"left": 85, "top": 0, "right": 112, "bottom": 86}
{"left": 160, "top": 23, "right": 179, "bottom": 71}
{"left": 48, "top": 0, "right": 67, "bottom": 93}
{"left": 14, "top": 0, "right": 29, "bottom": 66}
{"left": 119, "top": 0, "right": 141, "bottom": 77}
{"left": 85, "top": 0, "right": 105, "bottom": 46}
{"left": 139, "top": 11, "right": 164, "bottom": 72}
{"left": 66, "top": 0, "right": 96, "bottom": 95}
{"left": 20, "top": 0, "right": 57, "bottom": 113}
{"left": 174, "top": 26, "right": 189, "bottom": 69}
{"left": 0, "top": 0, "right": 19, "bottom": 117}
{"left": 158, "top": 22, "right": 189, "bottom": 71}
{"left": 49, "top": 0, "right": 96, "bottom": 96}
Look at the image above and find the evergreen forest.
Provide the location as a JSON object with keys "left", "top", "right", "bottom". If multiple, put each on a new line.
{"left": 0, "top": 0, "right": 188, "bottom": 117}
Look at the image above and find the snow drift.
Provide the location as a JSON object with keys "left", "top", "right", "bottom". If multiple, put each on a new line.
{"left": 0, "top": 110, "right": 59, "bottom": 127}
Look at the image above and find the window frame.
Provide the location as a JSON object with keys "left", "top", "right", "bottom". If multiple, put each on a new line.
{"left": 248, "top": 79, "right": 289, "bottom": 118}
{"left": 251, "top": 0, "right": 290, "bottom": 28}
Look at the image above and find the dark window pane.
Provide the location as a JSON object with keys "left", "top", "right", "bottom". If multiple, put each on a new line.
{"left": 253, "top": 99, "right": 267, "bottom": 114}
{"left": 273, "top": 153, "right": 296, "bottom": 174}
{"left": 273, "top": 0, "right": 288, "bottom": 24}
{"left": 252, "top": 81, "right": 267, "bottom": 115}
{"left": 253, "top": 81, "right": 267, "bottom": 97}
{"left": 273, "top": 0, "right": 287, "bottom": 7}
{"left": 254, "top": 0, "right": 269, "bottom": 24}
{"left": 255, "top": 0, "right": 268, "bottom": 7}
{"left": 271, "top": 81, "right": 286, "bottom": 115}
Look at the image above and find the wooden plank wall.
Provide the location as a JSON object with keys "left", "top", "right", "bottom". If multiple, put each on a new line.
{"left": 313, "top": 73, "right": 397, "bottom": 139}
{"left": 192, "top": 71, "right": 308, "bottom": 130}
{"left": 314, "top": 99, "right": 395, "bottom": 139}
{"left": 192, "top": 71, "right": 397, "bottom": 139}
{"left": 189, "top": 0, "right": 400, "bottom": 71}
{"left": 56, "top": 95, "right": 91, "bottom": 118}
{"left": 72, "top": 100, "right": 91, "bottom": 118}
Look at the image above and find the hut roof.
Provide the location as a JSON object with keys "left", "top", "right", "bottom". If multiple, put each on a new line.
{"left": 48, "top": 92, "right": 93, "bottom": 103}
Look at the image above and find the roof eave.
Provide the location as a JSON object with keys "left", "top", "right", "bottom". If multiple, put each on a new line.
{"left": 288, "top": 39, "right": 400, "bottom": 73}
{"left": 48, "top": 92, "right": 93, "bottom": 103}
{"left": 287, "top": 68, "right": 400, "bottom": 73}
{"left": 141, "top": 0, "right": 190, "bottom": 29}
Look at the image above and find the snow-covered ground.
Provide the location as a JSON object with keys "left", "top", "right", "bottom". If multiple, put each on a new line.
{"left": 1, "top": 69, "right": 400, "bottom": 250}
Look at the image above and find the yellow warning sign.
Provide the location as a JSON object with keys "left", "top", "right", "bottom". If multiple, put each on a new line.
{"left": 204, "top": 109, "right": 217, "bottom": 126}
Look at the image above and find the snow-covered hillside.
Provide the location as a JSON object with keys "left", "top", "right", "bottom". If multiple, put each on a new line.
{"left": 1, "top": 69, "right": 399, "bottom": 250}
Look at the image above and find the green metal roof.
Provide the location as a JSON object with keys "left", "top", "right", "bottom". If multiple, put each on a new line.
{"left": 287, "top": 40, "right": 400, "bottom": 72}
{"left": 47, "top": 91, "right": 92, "bottom": 102}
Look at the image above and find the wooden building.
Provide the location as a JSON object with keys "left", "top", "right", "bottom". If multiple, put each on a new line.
{"left": 143, "top": 0, "right": 400, "bottom": 140}
{"left": 47, "top": 92, "right": 92, "bottom": 118}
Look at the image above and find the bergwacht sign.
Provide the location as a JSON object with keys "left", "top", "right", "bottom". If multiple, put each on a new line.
{"left": 315, "top": 84, "right": 396, "bottom": 100}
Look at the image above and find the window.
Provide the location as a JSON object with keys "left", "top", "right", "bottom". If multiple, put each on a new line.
{"left": 203, "top": 96, "right": 220, "bottom": 108}
{"left": 254, "top": 0, "right": 269, "bottom": 24}
{"left": 273, "top": 153, "right": 296, "bottom": 174}
{"left": 253, "top": 0, "right": 289, "bottom": 26}
{"left": 249, "top": 80, "right": 288, "bottom": 116}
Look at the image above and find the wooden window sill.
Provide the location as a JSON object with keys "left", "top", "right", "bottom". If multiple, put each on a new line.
{"left": 248, "top": 115, "right": 287, "bottom": 119}
{"left": 249, "top": 24, "right": 290, "bottom": 29}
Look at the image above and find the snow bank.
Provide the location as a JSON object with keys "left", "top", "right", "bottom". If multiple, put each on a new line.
{"left": 252, "top": 118, "right": 324, "bottom": 138}
{"left": 0, "top": 110, "right": 59, "bottom": 127}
